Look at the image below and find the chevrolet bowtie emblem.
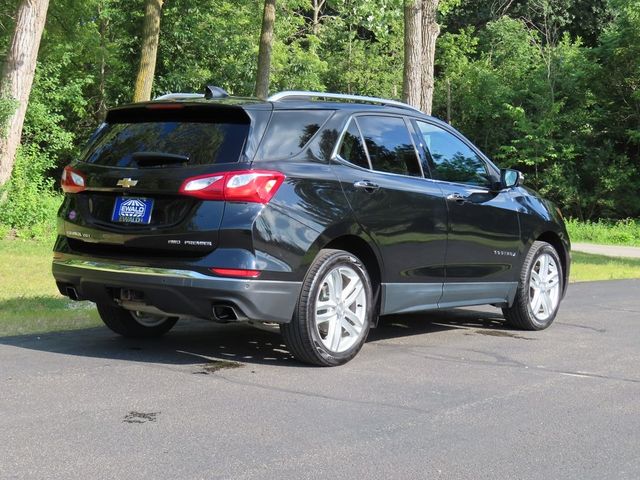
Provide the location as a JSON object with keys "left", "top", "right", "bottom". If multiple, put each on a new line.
{"left": 117, "top": 178, "right": 138, "bottom": 188}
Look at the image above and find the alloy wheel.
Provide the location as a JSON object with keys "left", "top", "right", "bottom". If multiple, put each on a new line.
{"left": 314, "top": 265, "right": 367, "bottom": 353}
{"left": 529, "top": 253, "right": 561, "bottom": 322}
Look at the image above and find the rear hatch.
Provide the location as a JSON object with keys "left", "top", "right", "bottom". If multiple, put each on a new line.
{"left": 63, "top": 102, "right": 260, "bottom": 257}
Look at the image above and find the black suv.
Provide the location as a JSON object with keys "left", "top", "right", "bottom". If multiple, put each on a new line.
{"left": 52, "top": 89, "right": 570, "bottom": 366}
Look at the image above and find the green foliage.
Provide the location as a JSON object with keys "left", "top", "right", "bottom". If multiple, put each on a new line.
{"left": 566, "top": 218, "right": 640, "bottom": 246}
{"left": 0, "top": 97, "right": 18, "bottom": 138}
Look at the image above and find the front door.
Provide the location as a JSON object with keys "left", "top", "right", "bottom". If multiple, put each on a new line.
{"left": 414, "top": 120, "right": 522, "bottom": 308}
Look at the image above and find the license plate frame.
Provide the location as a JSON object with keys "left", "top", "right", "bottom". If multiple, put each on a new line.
{"left": 111, "top": 196, "right": 154, "bottom": 224}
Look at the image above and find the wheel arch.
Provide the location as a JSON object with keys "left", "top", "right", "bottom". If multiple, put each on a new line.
{"left": 536, "top": 230, "right": 569, "bottom": 296}
{"left": 323, "top": 234, "right": 383, "bottom": 326}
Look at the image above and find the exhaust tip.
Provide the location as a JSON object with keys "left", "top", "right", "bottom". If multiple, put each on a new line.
{"left": 66, "top": 287, "right": 80, "bottom": 301}
{"left": 212, "top": 304, "right": 239, "bottom": 322}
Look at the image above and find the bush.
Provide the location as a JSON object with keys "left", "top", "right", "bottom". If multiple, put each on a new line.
{"left": 566, "top": 218, "right": 640, "bottom": 247}
{"left": 0, "top": 145, "right": 62, "bottom": 239}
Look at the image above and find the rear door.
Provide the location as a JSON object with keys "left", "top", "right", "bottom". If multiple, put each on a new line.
{"left": 332, "top": 114, "right": 448, "bottom": 314}
{"left": 413, "top": 120, "right": 521, "bottom": 307}
{"left": 63, "top": 103, "right": 256, "bottom": 257}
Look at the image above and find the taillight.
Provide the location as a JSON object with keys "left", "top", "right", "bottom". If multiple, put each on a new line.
{"left": 179, "top": 170, "right": 285, "bottom": 203}
{"left": 210, "top": 268, "right": 261, "bottom": 278}
{"left": 61, "top": 166, "right": 86, "bottom": 194}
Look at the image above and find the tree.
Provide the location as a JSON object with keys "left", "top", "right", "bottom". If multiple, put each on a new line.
{"left": 404, "top": 0, "right": 441, "bottom": 113}
{"left": 255, "top": 0, "right": 276, "bottom": 99}
{"left": 403, "top": 0, "right": 422, "bottom": 108}
{"left": 132, "top": 0, "right": 164, "bottom": 102}
{"left": 420, "top": 0, "right": 440, "bottom": 114}
{"left": 0, "top": 0, "right": 50, "bottom": 187}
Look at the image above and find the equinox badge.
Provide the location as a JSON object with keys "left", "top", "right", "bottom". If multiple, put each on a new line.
{"left": 117, "top": 178, "right": 138, "bottom": 188}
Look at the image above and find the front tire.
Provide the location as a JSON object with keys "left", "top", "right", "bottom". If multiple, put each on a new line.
{"left": 281, "top": 249, "right": 373, "bottom": 366}
{"left": 503, "top": 241, "right": 564, "bottom": 330}
{"left": 97, "top": 303, "right": 178, "bottom": 338}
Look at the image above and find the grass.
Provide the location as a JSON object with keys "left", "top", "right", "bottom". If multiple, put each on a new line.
{"left": 0, "top": 239, "right": 100, "bottom": 337}
{"left": 566, "top": 218, "right": 640, "bottom": 247}
{"left": 0, "top": 238, "right": 639, "bottom": 338}
{"left": 570, "top": 251, "right": 640, "bottom": 282}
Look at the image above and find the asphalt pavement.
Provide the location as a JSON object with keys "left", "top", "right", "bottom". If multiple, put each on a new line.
{"left": 1, "top": 279, "right": 639, "bottom": 480}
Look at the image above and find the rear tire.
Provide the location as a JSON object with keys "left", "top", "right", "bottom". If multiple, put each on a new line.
{"left": 502, "top": 241, "right": 563, "bottom": 330}
{"left": 97, "top": 303, "right": 178, "bottom": 338}
{"left": 281, "top": 249, "right": 373, "bottom": 366}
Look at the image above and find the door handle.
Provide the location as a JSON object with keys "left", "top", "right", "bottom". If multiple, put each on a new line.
{"left": 354, "top": 180, "right": 380, "bottom": 192}
{"left": 446, "top": 193, "right": 467, "bottom": 204}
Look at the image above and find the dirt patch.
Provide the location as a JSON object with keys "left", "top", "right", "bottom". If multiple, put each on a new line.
{"left": 123, "top": 411, "right": 160, "bottom": 424}
{"left": 466, "top": 330, "right": 536, "bottom": 340}
{"left": 193, "top": 360, "right": 244, "bottom": 375}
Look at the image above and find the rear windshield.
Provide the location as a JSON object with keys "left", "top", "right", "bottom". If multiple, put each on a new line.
{"left": 82, "top": 121, "right": 250, "bottom": 167}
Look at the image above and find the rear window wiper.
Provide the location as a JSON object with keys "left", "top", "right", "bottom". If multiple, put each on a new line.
{"left": 132, "top": 152, "right": 189, "bottom": 167}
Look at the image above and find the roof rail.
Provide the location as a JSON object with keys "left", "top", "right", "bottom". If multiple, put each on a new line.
{"left": 267, "top": 90, "right": 423, "bottom": 114}
{"left": 153, "top": 93, "right": 204, "bottom": 101}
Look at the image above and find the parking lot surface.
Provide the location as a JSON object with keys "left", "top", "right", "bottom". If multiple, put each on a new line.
{"left": 1, "top": 279, "right": 639, "bottom": 480}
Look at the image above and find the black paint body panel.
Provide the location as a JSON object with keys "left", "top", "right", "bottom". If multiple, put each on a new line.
{"left": 53, "top": 98, "right": 571, "bottom": 322}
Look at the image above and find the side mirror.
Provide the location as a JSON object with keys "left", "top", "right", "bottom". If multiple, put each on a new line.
{"left": 501, "top": 169, "right": 524, "bottom": 189}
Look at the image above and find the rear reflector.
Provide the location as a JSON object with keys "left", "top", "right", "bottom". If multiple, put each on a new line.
{"left": 61, "top": 166, "right": 86, "bottom": 193}
{"left": 210, "top": 268, "right": 261, "bottom": 278}
{"left": 179, "top": 170, "right": 285, "bottom": 203}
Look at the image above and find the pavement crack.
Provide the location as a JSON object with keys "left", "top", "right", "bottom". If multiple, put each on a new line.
{"left": 371, "top": 343, "right": 640, "bottom": 384}
{"left": 215, "top": 375, "right": 432, "bottom": 415}
{"left": 556, "top": 322, "right": 606, "bottom": 333}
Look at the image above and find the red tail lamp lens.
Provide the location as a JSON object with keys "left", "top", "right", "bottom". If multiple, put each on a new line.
{"left": 179, "top": 170, "right": 285, "bottom": 203}
{"left": 61, "top": 166, "right": 86, "bottom": 194}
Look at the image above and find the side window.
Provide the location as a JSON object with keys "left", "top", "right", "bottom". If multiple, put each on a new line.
{"left": 356, "top": 116, "right": 422, "bottom": 177}
{"left": 258, "top": 110, "right": 333, "bottom": 159}
{"left": 338, "top": 119, "right": 370, "bottom": 169}
{"left": 416, "top": 121, "right": 492, "bottom": 187}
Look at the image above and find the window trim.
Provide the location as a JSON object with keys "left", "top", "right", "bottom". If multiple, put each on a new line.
{"left": 411, "top": 118, "right": 500, "bottom": 190}
{"left": 336, "top": 117, "right": 373, "bottom": 170}
{"left": 332, "top": 113, "right": 426, "bottom": 179}
{"left": 255, "top": 109, "right": 336, "bottom": 161}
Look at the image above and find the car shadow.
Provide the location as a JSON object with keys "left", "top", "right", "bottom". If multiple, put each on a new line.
{"left": 0, "top": 307, "right": 512, "bottom": 368}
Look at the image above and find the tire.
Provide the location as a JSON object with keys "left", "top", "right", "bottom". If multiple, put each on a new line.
{"left": 97, "top": 303, "right": 178, "bottom": 338}
{"left": 281, "top": 249, "right": 373, "bottom": 366}
{"left": 502, "top": 241, "right": 563, "bottom": 330}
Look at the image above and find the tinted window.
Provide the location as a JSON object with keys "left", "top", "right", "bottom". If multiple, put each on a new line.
{"left": 338, "top": 120, "right": 369, "bottom": 169}
{"left": 357, "top": 116, "right": 421, "bottom": 177}
{"left": 258, "top": 110, "right": 333, "bottom": 159}
{"left": 417, "top": 122, "right": 491, "bottom": 187}
{"left": 83, "top": 122, "right": 249, "bottom": 167}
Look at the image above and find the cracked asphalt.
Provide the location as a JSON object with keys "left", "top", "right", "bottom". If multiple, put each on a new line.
{"left": 1, "top": 279, "right": 639, "bottom": 480}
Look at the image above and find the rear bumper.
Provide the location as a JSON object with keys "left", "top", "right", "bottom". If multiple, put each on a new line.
{"left": 52, "top": 256, "right": 301, "bottom": 323}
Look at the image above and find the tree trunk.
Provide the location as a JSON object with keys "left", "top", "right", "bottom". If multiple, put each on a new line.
{"left": 132, "top": 0, "right": 164, "bottom": 103}
{"left": 254, "top": 0, "right": 276, "bottom": 99}
{"left": 420, "top": 0, "right": 440, "bottom": 115}
{"left": 402, "top": 0, "right": 422, "bottom": 108}
{"left": 311, "top": 0, "right": 326, "bottom": 35}
{"left": 0, "top": 0, "right": 50, "bottom": 187}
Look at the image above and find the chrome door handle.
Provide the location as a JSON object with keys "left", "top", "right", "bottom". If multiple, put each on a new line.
{"left": 354, "top": 180, "right": 380, "bottom": 192}
{"left": 446, "top": 193, "right": 467, "bottom": 204}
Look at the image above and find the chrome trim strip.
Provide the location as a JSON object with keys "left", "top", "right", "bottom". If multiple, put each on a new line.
{"left": 53, "top": 258, "right": 296, "bottom": 285}
{"left": 268, "top": 91, "right": 423, "bottom": 114}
